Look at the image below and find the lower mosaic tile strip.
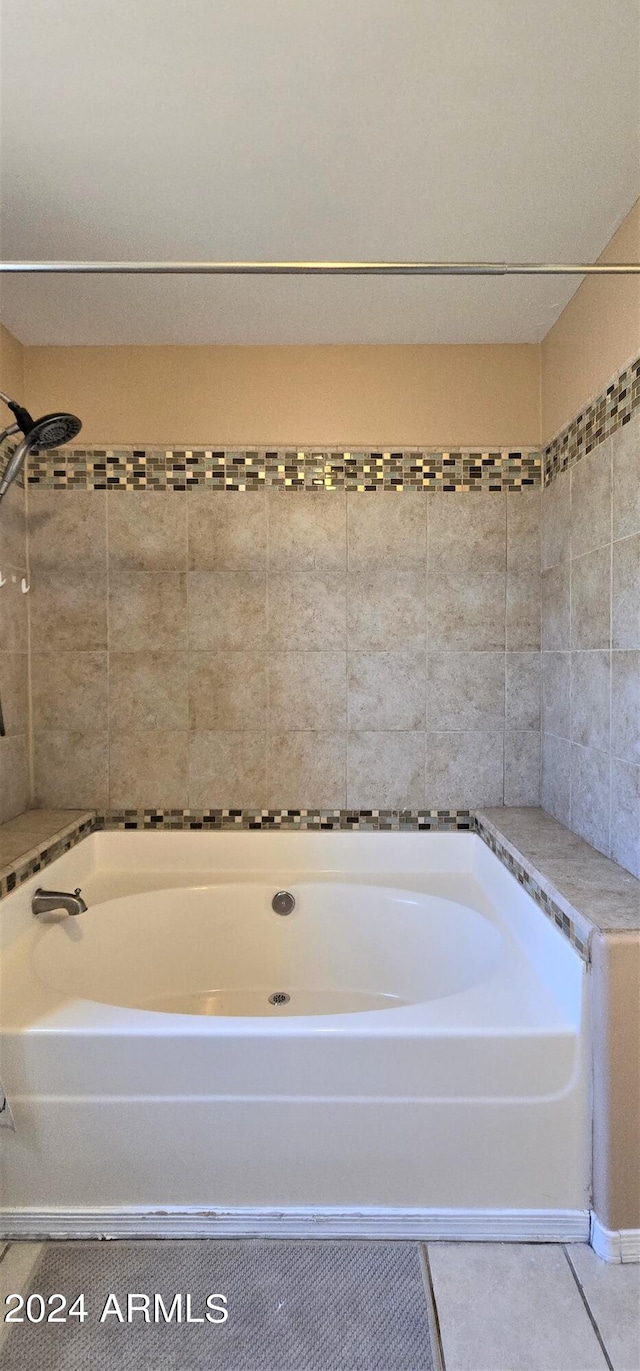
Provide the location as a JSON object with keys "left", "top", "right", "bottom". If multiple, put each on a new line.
{"left": 544, "top": 353, "right": 640, "bottom": 486}
{"left": 27, "top": 447, "right": 541, "bottom": 492}
{"left": 96, "top": 807, "right": 474, "bottom": 831}
{"left": 1, "top": 807, "right": 589, "bottom": 960}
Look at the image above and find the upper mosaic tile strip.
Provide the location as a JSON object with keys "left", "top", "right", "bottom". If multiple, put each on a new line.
{"left": 544, "top": 353, "right": 640, "bottom": 486}
{"left": 27, "top": 446, "right": 541, "bottom": 492}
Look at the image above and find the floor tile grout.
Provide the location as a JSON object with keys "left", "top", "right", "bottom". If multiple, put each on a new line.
{"left": 563, "top": 1244, "right": 615, "bottom": 1371}
{"left": 419, "top": 1243, "right": 447, "bottom": 1371}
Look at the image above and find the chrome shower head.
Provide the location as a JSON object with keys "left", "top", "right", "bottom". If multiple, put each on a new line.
{"left": 0, "top": 399, "right": 82, "bottom": 502}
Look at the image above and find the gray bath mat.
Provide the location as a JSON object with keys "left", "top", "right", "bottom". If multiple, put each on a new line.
{"left": 0, "top": 1239, "right": 434, "bottom": 1370}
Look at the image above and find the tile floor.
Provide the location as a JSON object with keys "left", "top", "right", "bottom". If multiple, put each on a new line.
{"left": 0, "top": 1238, "right": 637, "bottom": 1370}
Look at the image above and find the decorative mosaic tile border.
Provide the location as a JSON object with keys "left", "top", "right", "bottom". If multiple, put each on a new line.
{"left": 0, "top": 806, "right": 592, "bottom": 960}
{"left": 95, "top": 807, "right": 474, "bottom": 832}
{"left": 0, "top": 815, "right": 95, "bottom": 902}
{"left": 544, "top": 353, "right": 640, "bottom": 486}
{"left": 27, "top": 446, "right": 541, "bottom": 492}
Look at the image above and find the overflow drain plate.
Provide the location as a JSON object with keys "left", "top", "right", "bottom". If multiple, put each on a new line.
{"left": 268, "top": 991, "right": 291, "bottom": 1006}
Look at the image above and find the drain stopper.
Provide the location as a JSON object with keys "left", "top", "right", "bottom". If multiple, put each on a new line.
{"left": 268, "top": 991, "right": 291, "bottom": 1006}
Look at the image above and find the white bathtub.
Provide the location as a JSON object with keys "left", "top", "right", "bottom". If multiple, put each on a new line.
{"left": 0, "top": 829, "right": 590, "bottom": 1240}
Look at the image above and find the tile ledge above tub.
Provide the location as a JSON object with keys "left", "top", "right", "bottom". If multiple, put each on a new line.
{"left": 476, "top": 808, "right": 640, "bottom": 956}
{"left": 3, "top": 805, "right": 639, "bottom": 962}
{"left": 0, "top": 810, "right": 96, "bottom": 901}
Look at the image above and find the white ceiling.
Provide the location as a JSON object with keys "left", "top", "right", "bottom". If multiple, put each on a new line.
{"left": 0, "top": 0, "right": 638, "bottom": 345}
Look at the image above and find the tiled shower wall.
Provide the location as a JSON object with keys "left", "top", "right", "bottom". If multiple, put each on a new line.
{"left": 0, "top": 455, "right": 30, "bottom": 823}
{"left": 24, "top": 478, "right": 541, "bottom": 811}
{"left": 541, "top": 367, "right": 640, "bottom": 878}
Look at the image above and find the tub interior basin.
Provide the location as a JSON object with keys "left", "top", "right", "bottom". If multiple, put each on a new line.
{"left": 31, "top": 881, "right": 505, "bottom": 1017}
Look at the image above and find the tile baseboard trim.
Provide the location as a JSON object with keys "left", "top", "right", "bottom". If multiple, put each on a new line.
{"left": 27, "top": 445, "right": 541, "bottom": 492}
{"left": 590, "top": 1213, "right": 640, "bottom": 1263}
{"left": 544, "top": 352, "right": 640, "bottom": 486}
{"left": 0, "top": 807, "right": 593, "bottom": 960}
{"left": 0, "top": 1205, "right": 591, "bottom": 1243}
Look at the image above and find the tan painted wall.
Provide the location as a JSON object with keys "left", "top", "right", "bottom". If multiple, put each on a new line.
{"left": 542, "top": 198, "right": 640, "bottom": 441}
{"left": 23, "top": 343, "right": 541, "bottom": 448}
{"left": 591, "top": 932, "right": 640, "bottom": 1233}
{"left": 0, "top": 321, "right": 25, "bottom": 401}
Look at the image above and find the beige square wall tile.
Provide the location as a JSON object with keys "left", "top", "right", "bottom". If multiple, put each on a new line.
{"left": 109, "top": 730, "right": 188, "bottom": 808}
{"left": 428, "top": 491, "right": 506, "bottom": 573}
{"left": 347, "top": 731, "right": 424, "bottom": 809}
{"left": 506, "top": 568, "right": 540, "bottom": 650}
{"left": 348, "top": 649, "right": 426, "bottom": 731}
{"left": 109, "top": 651, "right": 188, "bottom": 732}
{"left": 426, "top": 731, "right": 504, "bottom": 808}
{"left": 571, "top": 650, "right": 611, "bottom": 752}
{"left": 30, "top": 569, "right": 108, "bottom": 652}
{"left": 505, "top": 652, "right": 540, "bottom": 730}
{"left": 189, "top": 652, "right": 266, "bottom": 731}
{"left": 427, "top": 652, "right": 505, "bottom": 731}
{"left": 348, "top": 567, "right": 426, "bottom": 652}
{"left": 347, "top": 492, "right": 426, "bottom": 569}
{"left": 188, "top": 490, "right": 266, "bottom": 570}
{"left": 32, "top": 651, "right": 108, "bottom": 733}
{"left": 268, "top": 651, "right": 346, "bottom": 730}
{"left": 0, "top": 651, "right": 29, "bottom": 735}
{"left": 612, "top": 533, "right": 640, "bottom": 650}
{"left": 108, "top": 491, "right": 187, "bottom": 570}
{"left": 572, "top": 547, "right": 611, "bottom": 651}
{"left": 541, "top": 562, "right": 570, "bottom": 650}
{"left": 541, "top": 731, "right": 571, "bottom": 825}
{"left": 0, "top": 734, "right": 30, "bottom": 822}
{"left": 611, "top": 650, "right": 640, "bottom": 765}
{"left": 0, "top": 579, "right": 28, "bottom": 653}
{"left": 571, "top": 444, "right": 611, "bottom": 558}
{"left": 0, "top": 480, "right": 26, "bottom": 568}
{"left": 189, "top": 571, "right": 267, "bottom": 652}
{"left": 570, "top": 743, "right": 610, "bottom": 856}
{"left": 109, "top": 571, "right": 187, "bottom": 652}
{"left": 269, "top": 572, "right": 346, "bottom": 650}
{"left": 28, "top": 489, "right": 106, "bottom": 569}
{"left": 611, "top": 411, "right": 640, "bottom": 541}
{"left": 610, "top": 759, "right": 640, "bottom": 879}
{"left": 504, "top": 731, "right": 541, "bottom": 806}
{"left": 427, "top": 571, "right": 505, "bottom": 651}
{"left": 428, "top": 1242, "right": 610, "bottom": 1371}
{"left": 542, "top": 651, "right": 571, "bottom": 739}
{"left": 268, "top": 731, "right": 346, "bottom": 808}
{"left": 541, "top": 469, "right": 570, "bottom": 570}
{"left": 507, "top": 489, "right": 540, "bottom": 572}
{"left": 33, "top": 730, "right": 109, "bottom": 808}
{"left": 190, "top": 731, "right": 267, "bottom": 808}
{"left": 267, "top": 490, "right": 346, "bottom": 573}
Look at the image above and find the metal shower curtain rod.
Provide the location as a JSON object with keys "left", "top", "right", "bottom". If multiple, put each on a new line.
{"left": 0, "top": 259, "right": 638, "bottom": 275}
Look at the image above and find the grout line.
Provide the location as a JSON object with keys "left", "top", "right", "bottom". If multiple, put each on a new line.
{"left": 105, "top": 491, "right": 111, "bottom": 811}
{"left": 418, "top": 1244, "right": 447, "bottom": 1371}
{"left": 265, "top": 486, "right": 270, "bottom": 808}
{"left": 0, "top": 1242, "right": 10, "bottom": 1268}
{"left": 608, "top": 441, "right": 613, "bottom": 860}
{"left": 24, "top": 479, "right": 35, "bottom": 806}
{"left": 563, "top": 1245, "right": 615, "bottom": 1371}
